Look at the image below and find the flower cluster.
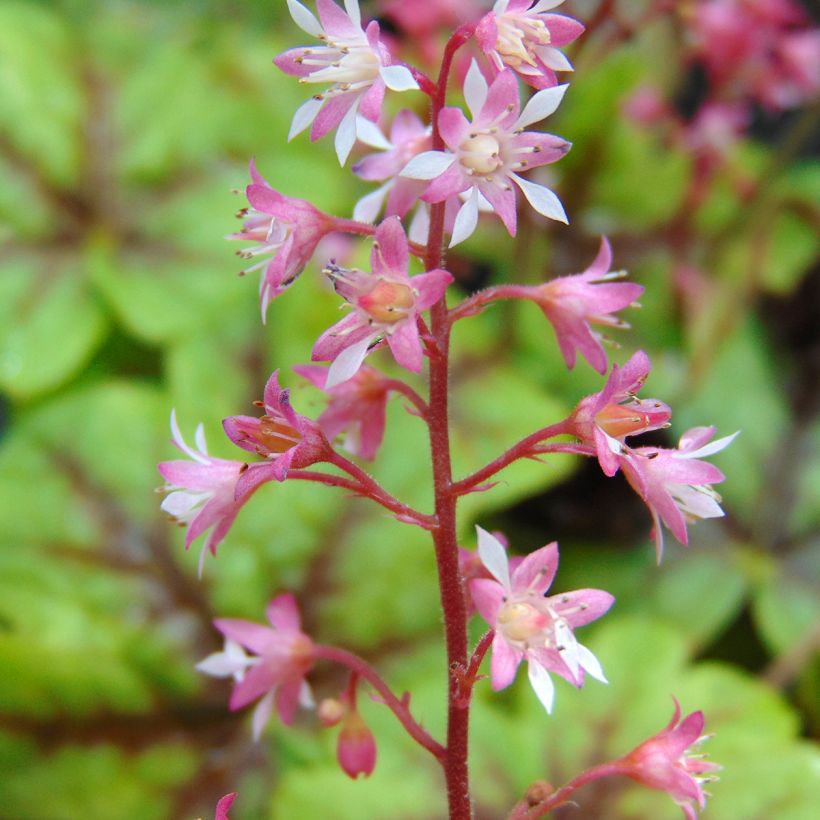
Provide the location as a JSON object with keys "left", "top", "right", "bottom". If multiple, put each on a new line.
{"left": 156, "top": 2, "right": 732, "bottom": 816}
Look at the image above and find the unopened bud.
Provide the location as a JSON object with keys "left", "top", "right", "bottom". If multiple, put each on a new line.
{"left": 317, "top": 697, "right": 345, "bottom": 728}
{"left": 337, "top": 711, "right": 377, "bottom": 779}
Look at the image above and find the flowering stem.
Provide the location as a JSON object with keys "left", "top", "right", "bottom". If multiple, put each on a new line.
{"left": 314, "top": 644, "right": 446, "bottom": 761}
{"left": 453, "top": 630, "right": 494, "bottom": 708}
{"left": 451, "top": 421, "right": 575, "bottom": 495}
{"left": 289, "top": 467, "right": 435, "bottom": 530}
{"left": 334, "top": 218, "right": 427, "bottom": 257}
{"left": 507, "top": 763, "right": 619, "bottom": 819}
{"left": 424, "top": 25, "right": 476, "bottom": 820}
{"left": 447, "top": 284, "right": 535, "bottom": 324}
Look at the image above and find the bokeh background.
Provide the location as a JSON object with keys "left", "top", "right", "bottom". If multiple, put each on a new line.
{"left": 0, "top": 0, "right": 818, "bottom": 817}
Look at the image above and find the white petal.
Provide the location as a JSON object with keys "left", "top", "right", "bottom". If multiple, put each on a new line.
{"left": 356, "top": 116, "right": 391, "bottom": 149}
{"left": 680, "top": 431, "right": 739, "bottom": 460}
{"left": 287, "top": 0, "right": 323, "bottom": 36}
{"left": 513, "top": 83, "right": 569, "bottom": 130}
{"left": 170, "top": 409, "right": 209, "bottom": 463}
{"left": 252, "top": 691, "right": 275, "bottom": 741}
{"left": 380, "top": 64, "right": 419, "bottom": 92}
{"left": 577, "top": 643, "right": 608, "bottom": 683}
{"left": 400, "top": 150, "right": 455, "bottom": 179}
{"left": 161, "top": 490, "right": 208, "bottom": 518}
{"left": 353, "top": 182, "right": 391, "bottom": 223}
{"left": 408, "top": 204, "right": 430, "bottom": 244}
{"left": 528, "top": 660, "right": 555, "bottom": 714}
{"left": 327, "top": 334, "right": 375, "bottom": 388}
{"left": 493, "top": 0, "right": 509, "bottom": 14}
{"left": 672, "top": 486, "right": 725, "bottom": 520}
{"left": 464, "top": 59, "right": 488, "bottom": 119}
{"left": 555, "top": 622, "right": 581, "bottom": 680}
{"left": 532, "top": 0, "right": 566, "bottom": 11}
{"left": 535, "top": 46, "right": 574, "bottom": 72}
{"left": 449, "top": 187, "right": 480, "bottom": 247}
{"left": 288, "top": 97, "right": 323, "bottom": 140}
{"left": 512, "top": 175, "right": 568, "bottom": 223}
{"left": 194, "top": 423, "right": 208, "bottom": 455}
{"left": 344, "top": 0, "right": 362, "bottom": 29}
{"left": 476, "top": 526, "right": 511, "bottom": 588}
{"left": 299, "top": 680, "right": 315, "bottom": 709}
{"left": 335, "top": 100, "right": 360, "bottom": 165}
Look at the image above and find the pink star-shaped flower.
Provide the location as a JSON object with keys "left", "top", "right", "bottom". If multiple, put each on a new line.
{"left": 613, "top": 699, "right": 720, "bottom": 820}
{"left": 476, "top": 1, "right": 585, "bottom": 89}
{"left": 459, "top": 530, "right": 523, "bottom": 616}
{"left": 620, "top": 426, "right": 738, "bottom": 560}
{"left": 294, "top": 364, "right": 393, "bottom": 460}
{"left": 274, "top": 0, "right": 418, "bottom": 164}
{"left": 229, "top": 161, "right": 338, "bottom": 317}
{"left": 311, "top": 216, "right": 452, "bottom": 386}
{"left": 198, "top": 594, "right": 316, "bottom": 739}
{"left": 506, "top": 238, "right": 644, "bottom": 373}
{"left": 469, "top": 527, "right": 614, "bottom": 713}
{"left": 351, "top": 109, "right": 432, "bottom": 224}
{"left": 570, "top": 350, "right": 671, "bottom": 476}
{"left": 157, "top": 412, "right": 265, "bottom": 570}
{"left": 223, "top": 370, "right": 330, "bottom": 489}
{"left": 401, "top": 62, "right": 570, "bottom": 246}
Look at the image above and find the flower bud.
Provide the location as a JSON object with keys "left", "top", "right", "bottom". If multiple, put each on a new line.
{"left": 337, "top": 711, "right": 377, "bottom": 779}
{"left": 317, "top": 697, "right": 346, "bottom": 728}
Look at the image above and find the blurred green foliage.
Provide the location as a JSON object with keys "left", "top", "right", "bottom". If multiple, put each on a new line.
{"left": 1, "top": 1, "right": 818, "bottom": 818}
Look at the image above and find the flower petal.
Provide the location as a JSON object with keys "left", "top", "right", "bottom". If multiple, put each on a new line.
{"left": 401, "top": 151, "right": 455, "bottom": 180}
{"left": 476, "top": 526, "right": 511, "bottom": 588}
{"left": 527, "top": 659, "right": 556, "bottom": 713}
{"left": 512, "top": 175, "right": 568, "bottom": 223}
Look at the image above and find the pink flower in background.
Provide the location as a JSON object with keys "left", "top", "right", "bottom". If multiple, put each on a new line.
{"left": 223, "top": 370, "right": 329, "bottom": 486}
{"left": 213, "top": 793, "right": 237, "bottom": 820}
{"left": 158, "top": 412, "right": 258, "bottom": 568}
{"left": 351, "top": 110, "right": 432, "bottom": 223}
{"left": 505, "top": 238, "right": 644, "bottom": 373}
{"left": 199, "top": 594, "right": 316, "bottom": 738}
{"left": 620, "top": 426, "right": 738, "bottom": 560}
{"left": 275, "top": 0, "right": 418, "bottom": 164}
{"left": 469, "top": 527, "right": 614, "bottom": 713}
{"left": 570, "top": 350, "right": 671, "bottom": 476}
{"left": 295, "top": 364, "right": 393, "bottom": 460}
{"left": 230, "top": 161, "right": 337, "bottom": 317}
{"left": 476, "top": 0, "right": 584, "bottom": 89}
{"left": 312, "top": 216, "right": 452, "bottom": 386}
{"left": 401, "top": 62, "right": 570, "bottom": 245}
{"left": 613, "top": 700, "right": 720, "bottom": 820}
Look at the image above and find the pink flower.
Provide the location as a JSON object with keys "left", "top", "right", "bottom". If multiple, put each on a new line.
{"left": 459, "top": 530, "right": 523, "bottom": 616}
{"left": 157, "top": 412, "right": 260, "bottom": 569}
{"left": 198, "top": 594, "right": 316, "bottom": 739}
{"left": 294, "top": 364, "right": 393, "bottom": 460}
{"left": 214, "top": 793, "right": 237, "bottom": 820}
{"left": 613, "top": 700, "right": 720, "bottom": 820}
{"left": 619, "top": 426, "right": 738, "bottom": 560}
{"left": 337, "top": 709, "right": 377, "bottom": 779}
{"left": 505, "top": 238, "right": 644, "bottom": 373}
{"left": 230, "top": 161, "right": 337, "bottom": 318}
{"left": 469, "top": 527, "right": 614, "bottom": 713}
{"left": 223, "top": 370, "right": 330, "bottom": 486}
{"left": 475, "top": 0, "right": 585, "bottom": 89}
{"left": 274, "top": 0, "right": 418, "bottom": 164}
{"left": 401, "top": 62, "right": 570, "bottom": 246}
{"left": 311, "top": 216, "right": 452, "bottom": 386}
{"left": 351, "top": 110, "right": 432, "bottom": 223}
{"left": 570, "top": 350, "right": 671, "bottom": 476}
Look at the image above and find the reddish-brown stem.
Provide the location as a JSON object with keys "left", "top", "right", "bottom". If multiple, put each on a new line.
{"left": 507, "top": 762, "right": 621, "bottom": 819}
{"left": 381, "top": 378, "right": 430, "bottom": 418}
{"left": 451, "top": 421, "right": 575, "bottom": 495}
{"left": 452, "top": 630, "right": 494, "bottom": 708}
{"left": 424, "top": 24, "right": 476, "bottom": 820}
{"left": 314, "top": 644, "right": 446, "bottom": 761}
{"left": 334, "top": 218, "right": 427, "bottom": 257}
{"left": 447, "top": 284, "right": 544, "bottom": 325}
{"left": 289, "top": 467, "right": 435, "bottom": 530}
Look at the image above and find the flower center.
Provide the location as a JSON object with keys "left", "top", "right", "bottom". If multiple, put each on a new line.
{"left": 459, "top": 133, "right": 504, "bottom": 175}
{"left": 359, "top": 279, "right": 415, "bottom": 324}
{"left": 595, "top": 402, "right": 670, "bottom": 438}
{"left": 497, "top": 601, "right": 549, "bottom": 645}
{"left": 255, "top": 416, "right": 300, "bottom": 454}
{"left": 298, "top": 41, "right": 380, "bottom": 91}
{"left": 496, "top": 14, "right": 551, "bottom": 68}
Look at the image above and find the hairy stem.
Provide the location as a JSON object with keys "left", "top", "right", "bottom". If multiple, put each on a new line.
{"left": 314, "top": 645, "right": 445, "bottom": 760}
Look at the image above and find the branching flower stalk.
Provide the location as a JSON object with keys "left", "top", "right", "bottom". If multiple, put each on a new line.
{"left": 160, "top": 2, "right": 734, "bottom": 816}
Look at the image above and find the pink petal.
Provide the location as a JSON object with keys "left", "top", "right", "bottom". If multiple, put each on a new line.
{"left": 469, "top": 578, "right": 505, "bottom": 625}
{"left": 316, "top": 0, "right": 360, "bottom": 37}
{"left": 491, "top": 635, "right": 524, "bottom": 690}
{"left": 386, "top": 321, "right": 423, "bottom": 372}
{"left": 412, "top": 268, "right": 454, "bottom": 310}
{"left": 266, "top": 592, "right": 302, "bottom": 632}
{"left": 373, "top": 216, "right": 408, "bottom": 276}
{"left": 275, "top": 677, "right": 305, "bottom": 725}
{"left": 229, "top": 664, "right": 279, "bottom": 710}
{"left": 510, "top": 542, "right": 559, "bottom": 595}
{"left": 543, "top": 13, "right": 585, "bottom": 46}
{"left": 438, "top": 106, "right": 471, "bottom": 150}
{"left": 215, "top": 619, "right": 278, "bottom": 655}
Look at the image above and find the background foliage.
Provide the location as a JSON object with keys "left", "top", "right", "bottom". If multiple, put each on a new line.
{"left": 0, "top": 0, "right": 818, "bottom": 817}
